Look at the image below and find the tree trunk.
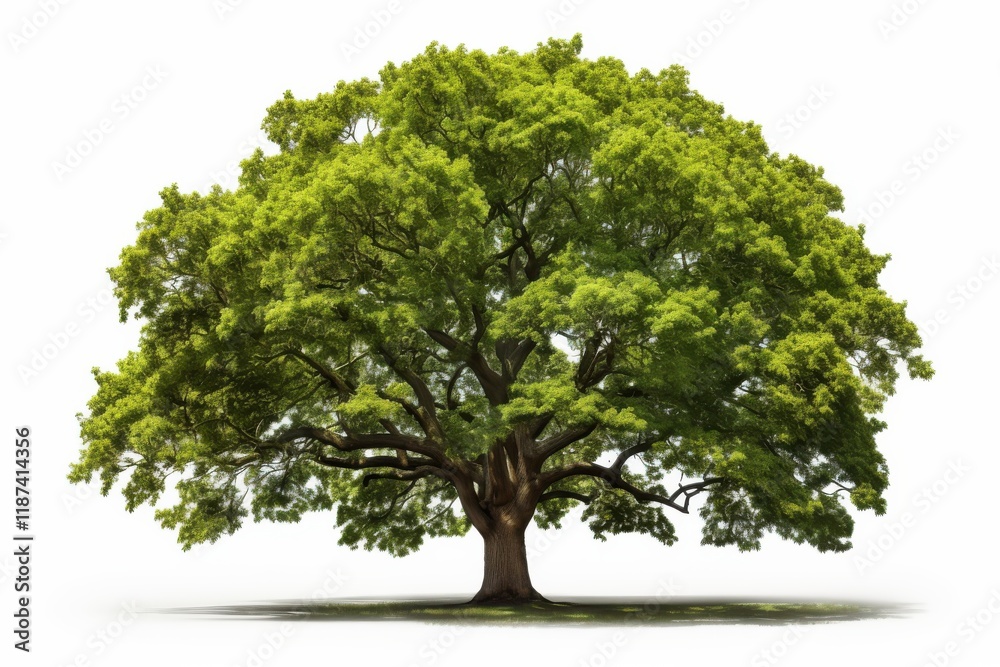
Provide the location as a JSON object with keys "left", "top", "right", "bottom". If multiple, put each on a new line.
{"left": 470, "top": 520, "right": 545, "bottom": 604}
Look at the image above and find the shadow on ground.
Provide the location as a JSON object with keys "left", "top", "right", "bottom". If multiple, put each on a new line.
{"left": 151, "top": 595, "right": 918, "bottom": 627}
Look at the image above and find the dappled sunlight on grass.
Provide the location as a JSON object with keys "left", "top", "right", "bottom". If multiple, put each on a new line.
{"left": 154, "top": 597, "right": 915, "bottom": 627}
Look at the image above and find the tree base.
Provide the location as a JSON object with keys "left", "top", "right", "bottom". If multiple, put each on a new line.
{"left": 467, "top": 588, "right": 549, "bottom": 605}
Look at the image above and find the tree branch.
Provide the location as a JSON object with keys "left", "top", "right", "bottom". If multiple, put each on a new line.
{"left": 374, "top": 344, "right": 445, "bottom": 442}
{"left": 610, "top": 440, "right": 654, "bottom": 473}
{"left": 275, "top": 427, "right": 449, "bottom": 466}
{"left": 315, "top": 454, "right": 438, "bottom": 472}
{"left": 538, "top": 489, "right": 594, "bottom": 504}
{"left": 422, "top": 327, "right": 508, "bottom": 405}
{"left": 496, "top": 338, "right": 537, "bottom": 384}
{"left": 539, "top": 462, "right": 724, "bottom": 514}
{"left": 283, "top": 348, "right": 355, "bottom": 396}
{"left": 531, "top": 422, "right": 599, "bottom": 463}
{"left": 362, "top": 467, "right": 437, "bottom": 487}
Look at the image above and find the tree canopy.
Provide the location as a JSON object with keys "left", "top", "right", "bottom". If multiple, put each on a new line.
{"left": 71, "top": 35, "right": 931, "bottom": 601}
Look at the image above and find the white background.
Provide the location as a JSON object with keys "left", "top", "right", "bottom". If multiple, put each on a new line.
{"left": 2, "top": 1, "right": 998, "bottom": 665}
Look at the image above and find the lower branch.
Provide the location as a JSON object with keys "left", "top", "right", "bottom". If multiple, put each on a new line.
{"left": 538, "top": 489, "right": 594, "bottom": 504}
{"left": 539, "top": 463, "right": 724, "bottom": 513}
{"left": 361, "top": 467, "right": 437, "bottom": 487}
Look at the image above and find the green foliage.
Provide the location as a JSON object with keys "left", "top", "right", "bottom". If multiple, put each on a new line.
{"left": 336, "top": 478, "right": 467, "bottom": 556}
{"left": 72, "top": 35, "right": 930, "bottom": 557}
{"left": 582, "top": 487, "right": 678, "bottom": 545}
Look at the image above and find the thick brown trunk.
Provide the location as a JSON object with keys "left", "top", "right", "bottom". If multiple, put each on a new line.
{"left": 470, "top": 520, "right": 545, "bottom": 604}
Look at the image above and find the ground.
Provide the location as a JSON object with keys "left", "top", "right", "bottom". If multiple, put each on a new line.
{"left": 161, "top": 598, "right": 913, "bottom": 626}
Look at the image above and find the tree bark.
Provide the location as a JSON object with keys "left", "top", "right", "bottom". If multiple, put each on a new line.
{"left": 470, "top": 519, "right": 545, "bottom": 604}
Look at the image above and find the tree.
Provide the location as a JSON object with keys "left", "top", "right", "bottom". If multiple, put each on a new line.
{"left": 71, "top": 35, "right": 932, "bottom": 604}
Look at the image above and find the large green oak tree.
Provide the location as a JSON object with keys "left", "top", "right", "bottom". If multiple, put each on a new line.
{"left": 71, "top": 36, "right": 932, "bottom": 603}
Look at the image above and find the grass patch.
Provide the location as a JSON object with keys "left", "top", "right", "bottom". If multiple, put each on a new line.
{"left": 157, "top": 598, "right": 915, "bottom": 626}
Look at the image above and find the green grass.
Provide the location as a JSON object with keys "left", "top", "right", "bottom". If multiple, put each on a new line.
{"left": 159, "top": 598, "right": 914, "bottom": 626}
